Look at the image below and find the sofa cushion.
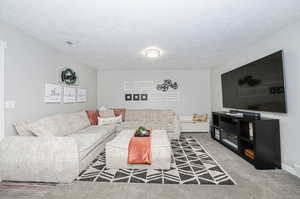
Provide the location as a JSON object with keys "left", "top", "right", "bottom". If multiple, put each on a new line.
{"left": 149, "top": 110, "right": 175, "bottom": 122}
{"left": 66, "top": 111, "right": 90, "bottom": 133}
{"left": 78, "top": 124, "right": 116, "bottom": 135}
{"left": 124, "top": 109, "right": 148, "bottom": 121}
{"left": 14, "top": 120, "right": 35, "bottom": 136}
{"left": 121, "top": 121, "right": 145, "bottom": 129}
{"left": 145, "top": 121, "right": 173, "bottom": 132}
{"left": 30, "top": 114, "right": 73, "bottom": 137}
{"left": 70, "top": 126, "right": 114, "bottom": 160}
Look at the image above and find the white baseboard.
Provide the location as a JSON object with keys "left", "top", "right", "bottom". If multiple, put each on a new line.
{"left": 282, "top": 163, "right": 300, "bottom": 178}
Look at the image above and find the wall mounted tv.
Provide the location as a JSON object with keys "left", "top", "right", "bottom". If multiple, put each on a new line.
{"left": 221, "top": 50, "right": 287, "bottom": 113}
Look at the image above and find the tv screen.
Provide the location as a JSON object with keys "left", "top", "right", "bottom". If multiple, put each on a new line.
{"left": 221, "top": 50, "right": 287, "bottom": 113}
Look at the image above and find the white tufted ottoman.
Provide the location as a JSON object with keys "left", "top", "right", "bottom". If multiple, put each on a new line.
{"left": 106, "top": 129, "right": 171, "bottom": 169}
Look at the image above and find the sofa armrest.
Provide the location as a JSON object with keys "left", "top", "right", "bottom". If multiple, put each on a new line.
{"left": 0, "top": 136, "right": 79, "bottom": 183}
{"left": 171, "top": 115, "right": 181, "bottom": 139}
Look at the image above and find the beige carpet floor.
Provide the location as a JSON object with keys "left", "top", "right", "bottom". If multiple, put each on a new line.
{"left": 1, "top": 133, "right": 299, "bottom": 199}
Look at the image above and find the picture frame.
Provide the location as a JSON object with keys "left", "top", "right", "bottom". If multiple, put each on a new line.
{"left": 63, "top": 87, "right": 76, "bottom": 103}
{"left": 77, "top": 88, "right": 87, "bottom": 103}
{"left": 125, "top": 94, "right": 132, "bottom": 101}
{"left": 133, "top": 94, "right": 140, "bottom": 101}
{"left": 44, "top": 83, "right": 62, "bottom": 103}
{"left": 141, "top": 94, "right": 148, "bottom": 101}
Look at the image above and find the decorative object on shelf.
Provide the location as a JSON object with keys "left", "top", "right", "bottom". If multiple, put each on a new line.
{"left": 125, "top": 94, "right": 132, "bottom": 101}
{"left": 60, "top": 68, "right": 78, "bottom": 85}
{"left": 77, "top": 88, "right": 87, "bottom": 103}
{"left": 134, "top": 126, "right": 151, "bottom": 137}
{"left": 133, "top": 94, "right": 140, "bottom": 101}
{"left": 141, "top": 94, "right": 148, "bottom": 101}
{"left": 244, "top": 149, "right": 254, "bottom": 160}
{"left": 44, "top": 83, "right": 62, "bottom": 103}
{"left": 156, "top": 79, "right": 178, "bottom": 92}
{"left": 63, "top": 87, "right": 76, "bottom": 103}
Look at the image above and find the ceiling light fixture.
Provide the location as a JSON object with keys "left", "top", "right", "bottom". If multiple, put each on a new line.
{"left": 143, "top": 47, "right": 161, "bottom": 58}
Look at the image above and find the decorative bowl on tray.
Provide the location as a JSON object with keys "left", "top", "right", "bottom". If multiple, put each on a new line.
{"left": 134, "top": 126, "right": 151, "bottom": 137}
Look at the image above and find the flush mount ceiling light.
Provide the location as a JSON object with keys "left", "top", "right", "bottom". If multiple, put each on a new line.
{"left": 143, "top": 47, "right": 161, "bottom": 58}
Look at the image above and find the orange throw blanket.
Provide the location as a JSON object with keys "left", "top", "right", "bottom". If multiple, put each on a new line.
{"left": 128, "top": 133, "right": 152, "bottom": 164}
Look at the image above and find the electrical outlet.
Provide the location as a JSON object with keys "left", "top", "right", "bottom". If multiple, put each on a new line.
{"left": 5, "top": 101, "right": 16, "bottom": 109}
{"left": 294, "top": 164, "right": 300, "bottom": 177}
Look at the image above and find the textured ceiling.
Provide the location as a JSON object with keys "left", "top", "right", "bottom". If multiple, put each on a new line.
{"left": 0, "top": 0, "right": 300, "bottom": 70}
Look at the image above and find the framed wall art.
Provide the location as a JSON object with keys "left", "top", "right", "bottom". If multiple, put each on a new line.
{"left": 125, "top": 94, "right": 132, "bottom": 101}
{"left": 77, "top": 88, "right": 87, "bottom": 103}
{"left": 44, "top": 83, "right": 62, "bottom": 103}
{"left": 63, "top": 87, "right": 76, "bottom": 103}
{"left": 141, "top": 94, "right": 148, "bottom": 101}
{"left": 133, "top": 94, "right": 140, "bottom": 101}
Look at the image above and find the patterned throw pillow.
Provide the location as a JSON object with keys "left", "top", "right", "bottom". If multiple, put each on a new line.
{"left": 192, "top": 113, "right": 208, "bottom": 122}
{"left": 98, "top": 115, "right": 122, "bottom": 126}
{"left": 86, "top": 110, "right": 99, "bottom": 125}
{"left": 113, "top": 108, "right": 125, "bottom": 121}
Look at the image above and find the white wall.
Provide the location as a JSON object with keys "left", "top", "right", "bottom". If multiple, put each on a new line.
{"left": 211, "top": 21, "right": 300, "bottom": 176}
{"left": 0, "top": 21, "right": 98, "bottom": 136}
{"left": 98, "top": 70, "right": 211, "bottom": 116}
{"left": 0, "top": 40, "right": 5, "bottom": 140}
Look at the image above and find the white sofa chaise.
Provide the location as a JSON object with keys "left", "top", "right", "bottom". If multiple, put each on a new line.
{"left": 0, "top": 111, "right": 116, "bottom": 183}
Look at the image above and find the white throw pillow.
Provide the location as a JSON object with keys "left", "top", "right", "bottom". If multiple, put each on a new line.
{"left": 99, "top": 106, "right": 107, "bottom": 111}
{"left": 99, "top": 109, "right": 115, "bottom": 118}
{"left": 98, "top": 115, "right": 122, "bottom": 126}
{"left": 115, "top": 115, "right": 122, "bottom": 123}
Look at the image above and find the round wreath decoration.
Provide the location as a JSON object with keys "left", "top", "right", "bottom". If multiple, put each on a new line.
{"left": 61, "top": 68, "right": 77, "bottom": 85}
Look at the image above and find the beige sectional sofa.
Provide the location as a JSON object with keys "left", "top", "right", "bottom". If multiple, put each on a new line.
{"left": 0, "top": 109, "right": 180, "bottom": 183}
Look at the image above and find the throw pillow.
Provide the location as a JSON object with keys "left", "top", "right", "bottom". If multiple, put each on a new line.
{"left": 86, "top": 110, "right": 99, "bottom": 125}
{"left": 14, "top": 120, "right": 35, "bottom": 136}
{"left": 113, "top": 108, "right": 126, "bottom": 121}
{"left": 30, "top": 117, "right": 57, "bottom": 137}
{"left": 192, "top": 113, "right": 208, "bottom": 122}
{"left": 99, "top": 106, "right": 107, "bottom": 111}
{"left": 98, "top": 115, "right": 122, "bottom": 126}
{"left": 99, "top": 109, "right": 115, "bottom": 118}
{"left": 66, "top": 111, "right": 90, "bottom": 133}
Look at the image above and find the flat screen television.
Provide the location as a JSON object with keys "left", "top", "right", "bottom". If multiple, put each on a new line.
{"left": 221, "top": 50, "right": 287, "bottom": 113}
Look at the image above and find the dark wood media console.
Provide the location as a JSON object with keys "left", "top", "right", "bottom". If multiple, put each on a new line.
{"left": 210, "top": 111, "right": 281, "bottom": 169}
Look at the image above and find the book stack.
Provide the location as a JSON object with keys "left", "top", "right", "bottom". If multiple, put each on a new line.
{"left": 244, "top": 149, "right": 254, "bottom": 160}
{"left": 249, "top": 122, "right": 254, "bottom": 141}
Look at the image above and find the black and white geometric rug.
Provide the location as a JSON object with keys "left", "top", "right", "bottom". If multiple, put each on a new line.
{"left": 76, "top": 136, "right": 236, "bottom": 185}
